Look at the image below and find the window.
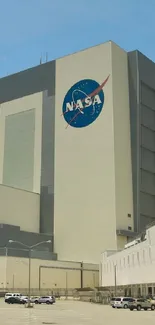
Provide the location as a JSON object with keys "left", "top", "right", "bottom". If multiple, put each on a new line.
{"left": 128, "top": 226, "right": 132, "bottom": 230}
{"left": 137, "top": 299, "right": 145, "bottom": 302}
{"left": 128, "top": 214, "right": 131, "bottom": 218}
{"left": 137, "top": 252, "right": 140, "bottom": 263}
{"left": 143, "top": 250, "right": 145, "bottom": 262}
{"left": 128, "top": 255, "right": 130, "bottom": 266}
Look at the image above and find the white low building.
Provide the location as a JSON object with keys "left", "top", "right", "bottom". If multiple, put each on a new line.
{"left": 100, "top": 223, "right": 155, "bottom": 296}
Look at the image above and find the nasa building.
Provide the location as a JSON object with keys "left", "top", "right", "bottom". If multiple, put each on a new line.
{"left": 0, "top": 40, "right": 154, "bottom": 265}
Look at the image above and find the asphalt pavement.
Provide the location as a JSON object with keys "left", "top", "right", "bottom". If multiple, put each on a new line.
{"left": 1, "top": 299, "right": 155, "bottom": 324}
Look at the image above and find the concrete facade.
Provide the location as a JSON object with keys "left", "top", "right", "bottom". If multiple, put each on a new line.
{"left": 128, "top": 51, "right": 155, "bottom": 233}
{"left": 0, "top": 185, "right": 39, "bottom": 233}
{"left": 54, "top": 41, "right": 133, "bottom": 263}
{"left": 0, "top": 62, "right": 56, "bottom": 241}
{"left": 0, "top": 40, "right": 155, "bottom": 266}
{"left": 0, "top": 93, "right": 42, "bottom": 193}
{"left": 0, "top": 254, "right": 99, "bottom": 290}
{"left": 100, "top": 223, "right": 155, "bottom": 296}
{"left": 0, "top": 40, "right": 134, "bottom": 264}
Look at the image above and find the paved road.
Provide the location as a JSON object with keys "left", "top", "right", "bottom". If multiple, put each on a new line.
{"left": 1, "top": 300, "right": 155, "bottom": 324}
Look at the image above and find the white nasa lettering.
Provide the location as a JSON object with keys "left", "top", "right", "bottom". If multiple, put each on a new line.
{"left": 93, "top": 95, "right": 101, "bottom": 105}
{"left": 76, "top": 99, "right": 83, "bottom": 109}
{"left": 85, "top": 97, "right": 92, "bottom": 107}
{"left": 66, "top": 102, "right": 74, "bottom": 112}
{"left": 66, "top": 94, "right": 102, "bottom": 113}
{"left": 76, "top": 99, "right": 84, "bottom": 114}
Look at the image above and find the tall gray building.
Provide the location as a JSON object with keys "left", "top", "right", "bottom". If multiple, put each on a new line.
{"left": 128, "top": 51, "right": 155, "bottom": 233}
{"left": 0, "top": 41, "right": 154, "bottom": 263}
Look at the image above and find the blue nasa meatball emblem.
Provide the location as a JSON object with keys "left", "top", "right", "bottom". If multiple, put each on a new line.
{"left": 62, "top": 76, "right": 109, "bottom": 128}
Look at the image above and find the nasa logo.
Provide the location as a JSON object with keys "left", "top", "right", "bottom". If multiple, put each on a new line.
{"left": 62, "top": 76, "right": 109, "bottom": 128}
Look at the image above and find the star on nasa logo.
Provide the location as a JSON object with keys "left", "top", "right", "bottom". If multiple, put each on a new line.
{"left": 62, "top": 75, "right": 109, "bottom": 128}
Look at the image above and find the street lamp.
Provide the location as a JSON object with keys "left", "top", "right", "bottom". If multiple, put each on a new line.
{"left": 8, "top": 239, "right": 51, "bottom": 307}
{"left": 114, "top": 264, "right": 117, "bottom": 297}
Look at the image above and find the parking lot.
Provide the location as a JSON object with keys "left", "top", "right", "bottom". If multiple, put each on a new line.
{"left": 1, "top": 299, "right": 155, "bottom": 324}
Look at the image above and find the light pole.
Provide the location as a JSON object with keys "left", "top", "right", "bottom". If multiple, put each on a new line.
{"left": 65, "top": 271, "right": 68, "bottom": 300}
{"left": 114, "top": 264, "right": 117, "bottom": 297}
{"left": 8, "top": 239, "right": 51, "bottom": 307}
{"left": 4, "top": 246, "right": 8, "bottom": 290}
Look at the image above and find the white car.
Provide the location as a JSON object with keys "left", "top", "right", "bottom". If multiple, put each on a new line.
{"left": 5, "top": 293, "right": 22, "bottom": 302}
{"left": 112, "top": 297, "right": 133, "bottom": 309}
{"left": 20, "top": 296, "right": 29, "bottom": 303}
{"left": 34, "top": 296, "right": 55, "bottom": 304}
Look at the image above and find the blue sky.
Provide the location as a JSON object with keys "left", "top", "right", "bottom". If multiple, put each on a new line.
{"left": 0, "top": 0, "right": 154, "bottom": 77}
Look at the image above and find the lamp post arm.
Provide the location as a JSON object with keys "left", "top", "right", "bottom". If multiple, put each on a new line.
{"left": 30, "top": 241, "right": 51, "bottom": 249}
{"left": 9, "top": 241, "right": 29, "bottom": 249}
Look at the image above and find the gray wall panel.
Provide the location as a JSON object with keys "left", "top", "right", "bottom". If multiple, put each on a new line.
{"left": 141, "top": 170, "right": 155, "bottom": 195}
{"left": 140, "top": 192, "right": 155, "bottom": 218}
{"left": 0, "top": 61, "right": 55, "bottom": 243}
{"left": 0, "top": 224, "right": 57, "bottom": 260}
{"left": 0, "top": 61, "right": 55, "bottom": 104}
{"left": 141, "top": 105, "right": 155, "bottom": 131}
{"left": 128, "top": 51, "right": 139, "bottom": 231}
{"left": 128, "top": 50, "right": 155, "bottom": 233}
{"left": 139, "top": 52, "right": 155, "bottom": 90}
{"left": 3, "top": 109, "right": 35, "bottom": 191}
{"left": 40, "top": 92, "right": 55, "bottom": 241}
{"left": 141, "top": 82, "right": 155, "bottom": 110}
{"left": 140, "top": 215, "right": 155, "bottom": 231}
{"left": 141, "top": 148, "right": 155, "bottom": 173}
{"left": 0, "top": 60, "right": 56, "bottom": 252}
{"left": 141, "top": 126, "right": 155, "bottom": 152}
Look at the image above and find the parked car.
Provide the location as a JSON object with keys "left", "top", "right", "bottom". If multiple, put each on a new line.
{"left": 30, "top": 296, "right": 40, "bottom": 303}
{"left": 110, "top": 297, "right": 116, "bottom": 306}
{"left": 112, "top": 297, "right": 133, "bottom": 309}
{"left": 34, "top": 296, "right": 55, "bottom": 304}
{"left": 5, "top": 296, "right": 25, "bottom": 304}
{"left": 20, "top": 296, "right": 29, "bottom": 303}
{"left": 5, "top": 293, "right": 22, "bottom": 302}
{"left": 129, "top": 298, "right": 155, "bottom": 311}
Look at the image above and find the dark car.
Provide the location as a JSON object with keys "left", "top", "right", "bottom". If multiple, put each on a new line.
{"left": 5, "top": 296, "right": 25, "bottom": 304}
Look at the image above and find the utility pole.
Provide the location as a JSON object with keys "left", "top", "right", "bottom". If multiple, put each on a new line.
{"left": 65, "top": 272, "right": 68, "bottom": 300}
{"left": 114, "top": 264, "right": 117, "bottom": 296}
{"left": 13, "top": 274, "right": 14, "bottom": 292}
{"left": 93, "top": 273, "right": 95, "bottom": 288}
{"left": 28, "top": 249, "right": 31, "bottom": 306}
{"left": 8, "top": 239, "right": 51, "bottom": 307}
{"left": 5, "top": 247, "right": 8, "bottom": 290}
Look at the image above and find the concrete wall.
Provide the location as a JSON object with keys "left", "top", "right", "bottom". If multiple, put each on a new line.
{"left": 101, "top": 224, "right": 155, "bottom": 287}
{"left": 0, "top": 92, "right": 42, "bottom": 193}
{"left": 0, "top": 185, "right": 40, "bottom": 233}
{"left": 128, "top": 51, "right": 155, "bottom": 232}
{"left": 111, "top": 43, "right": 133, "bottom": 232}
{"left": 54, "top": 41, "right": 133, "bottom": 263}
{"left": 0, "top": 61, "right": 56, "bottom": 238}
{"left": 0, "top": 257, "right": 99, "bottom": 290}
